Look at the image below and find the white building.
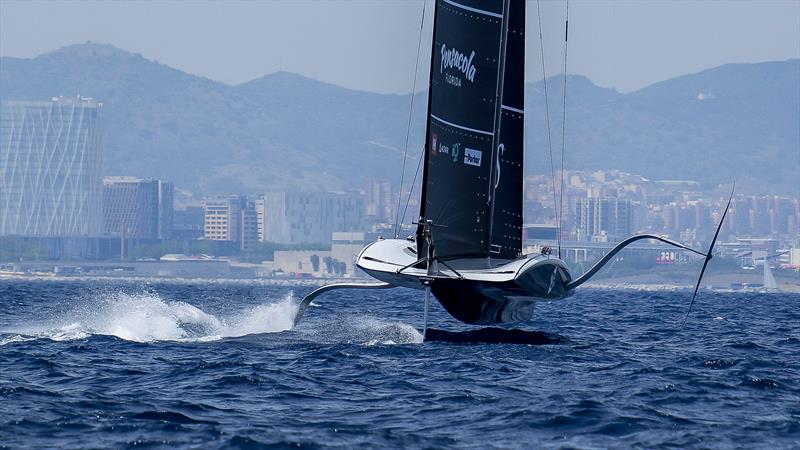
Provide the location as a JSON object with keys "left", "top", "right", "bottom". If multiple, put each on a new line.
{"left": 204, "top": 195, "right": 242, "bottom": 243}
{"left": 0, "top": 97, "right": 103, "bottom": 237}
{"left": 204, "top": 195, "right": 258, "bottom": 251}
{"left": 272, "top": 232, "right": 368, "bottom": 277}
{"left": 789, "top": 248, "right": 800, "bottom": 268}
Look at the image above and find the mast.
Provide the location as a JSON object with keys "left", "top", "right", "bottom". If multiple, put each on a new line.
{"left": 415, "top": 0, "right": 441, "bottom": 253}
{"left": 486, "top": 0, "right": 511, "bottom": 259}
{"left": 488, "top": 0, "right": 526, "bottom": 260}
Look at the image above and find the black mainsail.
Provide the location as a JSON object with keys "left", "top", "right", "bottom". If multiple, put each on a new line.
{"left": 418, "top": 0, "right": 524, "bottom": 262}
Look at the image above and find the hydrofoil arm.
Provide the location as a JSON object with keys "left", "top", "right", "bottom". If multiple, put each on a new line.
{"left": 565, "top": 234, "right": 706, "bottom": 290}
{"left": 293, "top": 282, "right": 394, "bottom": 326}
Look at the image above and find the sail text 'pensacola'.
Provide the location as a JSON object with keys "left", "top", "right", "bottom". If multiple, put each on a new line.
{"left": 441, "top": 44, "right": 476, "bottom": 84}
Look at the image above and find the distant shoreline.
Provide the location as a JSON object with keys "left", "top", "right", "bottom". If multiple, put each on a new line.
{"left": 0, "top": 273, "right": 361, "bottom": 288}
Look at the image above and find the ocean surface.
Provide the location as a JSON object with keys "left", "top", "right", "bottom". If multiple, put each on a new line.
{"left": 0, "top": 279, "right": 798, "bottom": 449}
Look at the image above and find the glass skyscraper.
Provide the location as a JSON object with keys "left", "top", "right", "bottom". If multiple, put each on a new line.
{"left": 0, "top": 97, "right": 103, "bottom": 237}
{"left": 102, "top": 177, "right": 174, "bottom": 239}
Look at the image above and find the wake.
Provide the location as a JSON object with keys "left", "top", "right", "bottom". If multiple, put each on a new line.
{"left": 1, "top": 289, "right": 424, "bottom": 346}
{"left": 307, "top": 315, "right": 423, "bottom": 345}
{"left": 3, "top": 290, "right": 298, "bottom": 343}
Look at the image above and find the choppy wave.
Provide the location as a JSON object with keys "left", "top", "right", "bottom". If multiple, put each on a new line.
{"left": 2, "top": 281, "right": 798, "bottom": 449}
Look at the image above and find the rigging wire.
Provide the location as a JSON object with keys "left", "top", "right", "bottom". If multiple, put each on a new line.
{"left": 399, "top": 145, "right": 425, "bottom": 235}
{"left": 394, "top": 1, "right": 427, "bottom": 239}
{"left": 557, "top": 0, "right": 570, "bottom": 259}
{"left": 536, "top": 0, "right": 559, "bottom": 253}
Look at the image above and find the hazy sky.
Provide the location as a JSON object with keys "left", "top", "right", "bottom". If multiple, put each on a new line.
{"left": 1, "top": 0, "right": 798, "bottom": 94}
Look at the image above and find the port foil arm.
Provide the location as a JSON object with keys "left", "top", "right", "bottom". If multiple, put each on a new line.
{"left": 293, "top": 282, "right": 394, "bottom": 326}
{"left": 565, "top": 234, "right": 707, "bottom": 290}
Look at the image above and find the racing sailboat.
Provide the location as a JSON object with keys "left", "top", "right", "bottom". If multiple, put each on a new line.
{"left": 295, "top": 0, "right": 731, "bottom": 335}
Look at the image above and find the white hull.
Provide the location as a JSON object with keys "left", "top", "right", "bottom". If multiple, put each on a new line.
{"left": 356, "top": 239, "right": 573, "bottom": 324}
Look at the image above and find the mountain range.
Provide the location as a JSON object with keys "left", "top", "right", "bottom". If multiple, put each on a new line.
{"left": 1, "top": 43, "right": 797, "bottom": 196}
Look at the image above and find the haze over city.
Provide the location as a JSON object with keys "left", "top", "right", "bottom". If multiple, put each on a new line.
{"left": 2, "top": 2, "right": 800, "bottom": 448}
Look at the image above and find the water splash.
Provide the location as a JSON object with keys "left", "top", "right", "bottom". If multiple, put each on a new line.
{"left": 8, "top": 290, "right": 298, "bottom": 343}
{"left": 307, "top": 315, "right": 423, "bottom": 345}
{"left": 2, "top": 288, "right": 424, "bottom": 346}
{"left": 223, "top": 299, "right": 298, "bottom": 338}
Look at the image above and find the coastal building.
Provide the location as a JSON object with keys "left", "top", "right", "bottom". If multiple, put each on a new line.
{"left": 272, "top": 232, "right": 369, "bottom": 277}
{"left": 657, "top": 201, "right": 711, "bottom": 241}
{"left": 575, "top": 196, "right": 632, "bottom": 242}
{"left": 364, "top": 180, "right": 395, "bottom": 224}
{"left": 102, "top": 177, "right": 173, "bottom": 239}
{"left": 204, "top": 195, "right": 258, "bottom": 251}
{"left": 728, "top": 196, "right": 755, "bottom": 237}
{"left": 0, "top": 97, "right": 103, "bottom": 237}
{"left": 789, "top": 247, "right": 800, "bottom": 269}
{"left": 171, "top": 206, "right": 205, "bottom": 240}
{"left": 157, "top": 181, "right": 174, "bottom": 239}
{"left": 258, "top": 191, "right": 364, "bottom": 245}
{"left": 240, "top": 200, "right": 258, "bottom": 252}
{"left": 204, "top": 195, "right": 242, "bottom": 243}
{"left": 768, "top": 196, "right": 796, "bottom": 237}
{"left": 255, "top": 197, "right": 267, "bottom": 242}
{"left": 723, "top": 195, "right": 800, "bottom": 240}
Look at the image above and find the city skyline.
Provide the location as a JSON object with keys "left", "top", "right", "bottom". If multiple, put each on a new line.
{"left": 1, "top": 96, "right": 795, "bottom": 246}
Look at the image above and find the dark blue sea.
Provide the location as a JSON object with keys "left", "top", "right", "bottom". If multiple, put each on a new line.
{"left": 1, "top": 279, "right": 798, "bottom": 449}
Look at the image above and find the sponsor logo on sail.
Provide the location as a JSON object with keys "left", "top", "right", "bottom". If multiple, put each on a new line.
{"left": 441, "top": 44, "right": 476, "bottom": 87}
{"left": 432, "top": 136, "right": 464, "bottom": 163}
{"left": 494, "top": 143, "right": 505, "bottom": 188}
{"left": 464, "top": 148, "right": 482, "bottom": 167}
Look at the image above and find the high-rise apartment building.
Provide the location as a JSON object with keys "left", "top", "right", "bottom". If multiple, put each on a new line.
{"left": 204, "top": 196, "right": 242, "bottom": 243}
{"left": 575, "top": 196, "right": 632, "bottom": 242}
{"left": 0, "top": 97, "right": 103, "bottom": 237}
{"left": 656, "top": 201, "right": 711, "bottom": 243}
{"left": 724, "top": 195, "right": 799, "bottom": 239}
{"left": 102, "top": 177, "right": 173, "bottom": 239}
{"left": 728, "top": 197, "right": 752, "bottom": 237}
{"left": 157, "top": 181, "right": 174, "bottom": 240}
{"left": 204, "top": 195, "right": 257, "bottom": 251}
{"left": 240, "top": 199, "right": 258, "bottom": 252}
{"left": 255, "top": 197, "right": 267, "bottom": 243}
{"left": 364, "top": 180, "right": 394, "bottom": 224}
